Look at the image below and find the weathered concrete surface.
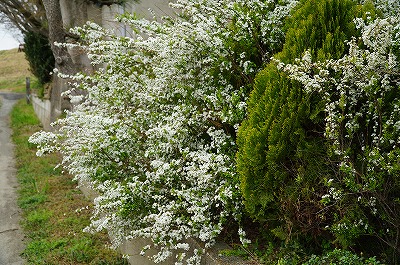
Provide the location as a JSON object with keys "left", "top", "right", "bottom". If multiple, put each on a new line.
{"left": 31, "top": 95, "right": 52, "bottom": 131}
{"left": 0, "top": 93, "right": 25, "bottom": 265}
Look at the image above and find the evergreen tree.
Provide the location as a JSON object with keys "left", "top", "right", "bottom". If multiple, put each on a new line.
{"left": 237, "top": 0, "right": 358, "bottom": 243}
{"left": 23, "top": 31, "right": 55, "bottom": 85}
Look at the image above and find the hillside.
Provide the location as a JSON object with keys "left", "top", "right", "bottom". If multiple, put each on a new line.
{"left": 0, "top": 48, "right": 31, "bottom": 93}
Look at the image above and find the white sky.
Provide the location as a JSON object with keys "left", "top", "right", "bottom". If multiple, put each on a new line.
{"left": 0, "top": 25, "right": 21, "bottom": 51}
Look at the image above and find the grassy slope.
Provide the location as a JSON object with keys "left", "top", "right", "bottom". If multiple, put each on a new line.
{"left": 0, "top": 48, "right": 32, "bottom": 93}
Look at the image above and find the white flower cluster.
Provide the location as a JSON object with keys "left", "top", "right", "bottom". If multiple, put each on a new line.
{"left": 29, "top": 0, "right": 297, "bottom": 263}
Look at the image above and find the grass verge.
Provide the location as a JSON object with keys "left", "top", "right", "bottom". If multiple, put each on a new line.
{"left": 10, "top": 99, "right": 128, "bottom": 265}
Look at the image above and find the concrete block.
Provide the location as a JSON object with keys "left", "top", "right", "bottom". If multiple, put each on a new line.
{"left": 32, "top": 95, "right": 52, "bottom": 131}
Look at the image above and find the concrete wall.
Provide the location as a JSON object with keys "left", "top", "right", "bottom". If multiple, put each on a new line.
{"left": 101, "top": 0, "right": 174, "bottom": 39}
{"left": 120, "top": 239, "right": 255, "bottom": 265}
{"left": 32, "top": 95, "right": 52, "bottom": 131}
{"left": 126, "top": 0, "right": 174, "bottom": 21}
{"left": 45, "top": 0, "right": 175, "bottom": 127}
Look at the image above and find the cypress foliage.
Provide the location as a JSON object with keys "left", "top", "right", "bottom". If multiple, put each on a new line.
{"left": 237, "top": 0, "right": 358, "bottom": 241}
{"left": 23, "top": 31, "right": 55, "bottom": 85}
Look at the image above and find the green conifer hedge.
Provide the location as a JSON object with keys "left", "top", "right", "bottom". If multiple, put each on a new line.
{"left": 23, "top": 31, "right": 55, "bottom": 85}
{"left": 237, "top": 0, "right": 357, "bottom": 242}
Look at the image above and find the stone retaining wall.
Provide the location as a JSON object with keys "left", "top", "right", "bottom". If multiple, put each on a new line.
{"left": 31, "top": 95, "right": 52, "bottom": 131}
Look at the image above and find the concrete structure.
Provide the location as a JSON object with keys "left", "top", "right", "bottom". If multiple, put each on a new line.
{"left": 119, "top": 239, "right": 256, "bottom": 265}
{"left": 33, "top": 0, "right": 176, "bottom": 130}
{"left": 32, "top": 95, "right": 52, "bottom": 131}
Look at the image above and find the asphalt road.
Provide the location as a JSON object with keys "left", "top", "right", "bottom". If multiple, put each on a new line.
{"left": 0, "top": 92, "right": 25, "bottom": 265}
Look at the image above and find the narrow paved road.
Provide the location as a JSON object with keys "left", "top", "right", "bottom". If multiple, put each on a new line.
{"left": 0, "top": 92, "right": 25, "bottom": 265}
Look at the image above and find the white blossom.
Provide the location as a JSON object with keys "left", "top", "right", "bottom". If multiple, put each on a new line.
{"left": 29, "top": 0, "right": 297, "bottom": 264}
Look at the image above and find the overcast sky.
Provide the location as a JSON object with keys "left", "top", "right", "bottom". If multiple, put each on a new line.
{"left": 0, "top": 25, "right": 21, "bottom": 51}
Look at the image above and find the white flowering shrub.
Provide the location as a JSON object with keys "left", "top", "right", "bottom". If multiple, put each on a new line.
{"left": 370, "top": 0, "right": 400, "bottom": 16}
{"left": 278, "top": 12, "right": 400, "bottom": 259}
{"left": 29, "top": 0, "right": 297, "bottom": 263}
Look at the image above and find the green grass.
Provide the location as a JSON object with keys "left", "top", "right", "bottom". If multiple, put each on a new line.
{"left": 11, "top": 99, "right": 128, "bottom": 265}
